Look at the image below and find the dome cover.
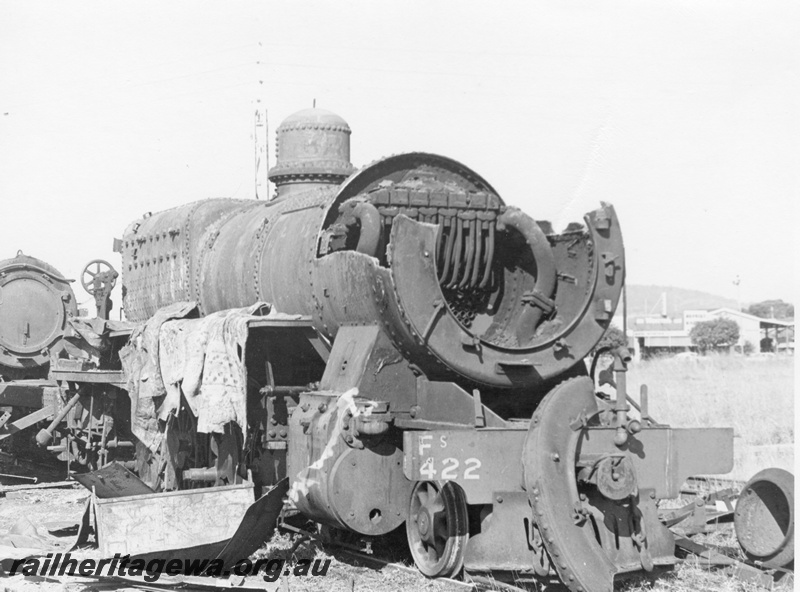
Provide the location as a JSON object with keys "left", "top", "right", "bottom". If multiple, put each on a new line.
{"left": 268, "top": 108, "right": 356, "bottom": 191}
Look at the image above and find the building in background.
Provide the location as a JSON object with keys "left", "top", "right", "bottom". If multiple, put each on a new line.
{"left": 628, "top": 308, "right": 794, "bottom": 359}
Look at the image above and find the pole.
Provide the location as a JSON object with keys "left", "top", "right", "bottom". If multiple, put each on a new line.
{"left": 254, "top": 107, "right": 268, "bottom": 200}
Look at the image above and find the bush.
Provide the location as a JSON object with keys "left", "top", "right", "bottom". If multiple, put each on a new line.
{"left": 690, "top": 318, "right": 740, "bottom": 353}
{"left": 593, "top": 324, "right": 627, "bottom": 355}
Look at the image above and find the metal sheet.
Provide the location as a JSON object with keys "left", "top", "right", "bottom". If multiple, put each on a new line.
{"left": 72, "top": 462, "right": 155, "bottom": 498}
{"left": 49, "top": 370, "right": 125, "bottom": 385}
{"left": 214, "top": 477, "right": 289, "bottom": 568}
{"left": 94, "top": 481, "right": 254, "bottom": 557}
{"left": 463, "top": 491, "right": 538, "bottom": 572}
{"left": 0, "top": 380, "right": 50, "bottom": 408}
{"left": 122, "top": 480, "right": 288, "bottom": 571}
{"left": 578, "top": 426, "right": 734, "bottom": 499}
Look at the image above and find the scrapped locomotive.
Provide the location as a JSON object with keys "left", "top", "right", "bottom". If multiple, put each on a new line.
{"left": 0, "top": 109, "right": 792, "bottom": 592}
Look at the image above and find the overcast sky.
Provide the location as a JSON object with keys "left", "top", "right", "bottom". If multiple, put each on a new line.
{"left": 0, "top": 0, "right": 797, "bottom": 315}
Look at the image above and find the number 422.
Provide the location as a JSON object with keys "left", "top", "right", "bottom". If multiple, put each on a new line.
{"left": 419, "top": 457, "right": 481, "bottom": 481}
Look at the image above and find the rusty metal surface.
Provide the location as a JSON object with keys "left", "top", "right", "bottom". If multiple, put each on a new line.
{"left": 48, "top": 369, "right": 126, "bottom": 385}
{"left": 214, "top": 477, "right": 289, "bottom": 568}
{"left": 0, "top": 252, "right": 77, "bottom": 373}
{"left": 72, "top": 461, "right": 154, "bottom": 498}
{"left": 288, "top": 391, "right": 412, "bottom": 537}
{"left": 121, "top": 152, "right": 619, "bottom": 390}
{"left": 93, "top": 480, "right": 255, "bottom": 557}
{"left": 386, "top": 203, "right": 624, "bottom": 387}
{"left": 734, "top": 467, "right": 794, "bottom": 569}
{"left": 524, "top": 377, "right": 677, "bottom": 592}
{"left": 267, "top": 108, "right": 356, "bottom": 197}
{"left": 123, "top": 478, "right": 289, "bottom": 572}
{"left": 403, "top": 429, "right": 526, "bottom": 505}
{"left": 0, "top": 379, "right": 50, "bottom": 408}
{"left": 0, "top": 115, "right": 769, "bottom": 592}
{"left": 577, "top": 426, "right": 734, "bottom": 499}
{"left": 463, "top": 491, "right": 539, "bottom": 573}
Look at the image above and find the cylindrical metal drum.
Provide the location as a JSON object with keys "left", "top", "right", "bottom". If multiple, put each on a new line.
{"left": 0, "top": 252, "right": 77, "bottom": 376}
{"left": 121, "top": 153, "right": 624, "bottom": 389}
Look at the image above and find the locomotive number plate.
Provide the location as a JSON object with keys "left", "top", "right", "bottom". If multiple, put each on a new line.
{"left": 402, "top": 429, "right": 527, "bottom": 504}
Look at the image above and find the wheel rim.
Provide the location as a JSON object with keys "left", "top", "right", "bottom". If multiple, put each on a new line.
{"left": 406, "top": 480, "right": 468, "bottom": 578}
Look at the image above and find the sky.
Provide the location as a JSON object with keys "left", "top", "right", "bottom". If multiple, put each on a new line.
{"left": 0, "top": 0, "right": 797, "bottom": 316}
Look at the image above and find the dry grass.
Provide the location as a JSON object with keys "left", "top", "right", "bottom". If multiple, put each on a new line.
{"left": 626, "top": 354, "right": 794, "bottom": 481}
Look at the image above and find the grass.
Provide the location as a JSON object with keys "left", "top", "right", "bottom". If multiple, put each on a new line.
{"left": 625, "top": 354, "right": 794, "bottom": 481}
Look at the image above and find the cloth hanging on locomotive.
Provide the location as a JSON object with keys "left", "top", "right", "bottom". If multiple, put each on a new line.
{"left": 119, "top": 301, "right": 273, "bottom": 453}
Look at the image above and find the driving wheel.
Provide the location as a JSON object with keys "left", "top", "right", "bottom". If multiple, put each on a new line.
{"left": 406, "top": 480, "right": 468, "bottom": 578}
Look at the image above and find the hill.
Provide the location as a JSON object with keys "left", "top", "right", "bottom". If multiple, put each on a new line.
{"left": 622, "top": 285, "right": 739, "bottom": 318}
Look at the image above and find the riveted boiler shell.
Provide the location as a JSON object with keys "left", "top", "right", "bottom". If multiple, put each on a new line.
{"left": 119, "top": 153, "right": 624, "bottom": 389}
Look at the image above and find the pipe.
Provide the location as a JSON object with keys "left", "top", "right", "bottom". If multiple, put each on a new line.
{"left": 470, "top": 220, "right": 484, "bottom": 288}
{"left": 497, "top": 208, "right": 557, "bottom": 328}
{"left": 350, "top": 201, "right": 382, "bottom": 257}
{"left": 36, "top": 393, "right": 81, "bottom": 447}
{"left": 458, "top": 217, "right": 476, "bottom": 289}
{"left": 448, "top": 218, "right": 464, "bottom": 288}
{"left": 440, "top": 216, "right": 456, "bottom": 284}
{"left": 480, "top": 221, "right": 495, "bottom": 289}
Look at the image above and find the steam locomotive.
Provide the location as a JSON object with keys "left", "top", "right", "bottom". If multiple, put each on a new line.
{"left": 0, "top": 109, "right": 792, "bottom": 591}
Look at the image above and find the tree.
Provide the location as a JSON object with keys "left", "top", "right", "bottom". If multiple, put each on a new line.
{"left": 593, "top": 324, "right": 627, "bottom": 355}
{"left": 747, "top": 300, "right": 794, "bottom": 320}
{"left": 690, "top": 318, "right": 740, "bottom": 353}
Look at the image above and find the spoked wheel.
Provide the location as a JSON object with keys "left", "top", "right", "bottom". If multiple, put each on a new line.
{"left": 406, "top": 480, "right": 468, "bottom": 578}
{"left": 81, "top": 259, "right": 117, "bottom": 295}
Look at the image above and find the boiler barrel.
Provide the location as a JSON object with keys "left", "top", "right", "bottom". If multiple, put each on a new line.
{"left": 120, "top": 153, "right": 624, "bottom": 388}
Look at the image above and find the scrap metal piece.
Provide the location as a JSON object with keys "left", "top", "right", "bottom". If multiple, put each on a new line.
{"left": 72, "top": 461, "right": 155, "bottom": 498}
{"left": 734, "top": 467, "right": 794, "bottom": 569}
{"left": 214, "top": 477, "right": 289, "bottom": 569}
{"left": 92, "top": 481, "right": 256, "bottom": 557}
{"left": 674, "top": 537, "right": 777, "bottom": 589}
